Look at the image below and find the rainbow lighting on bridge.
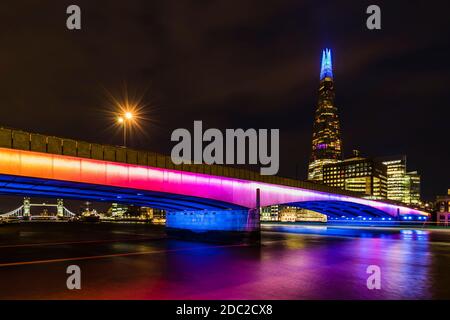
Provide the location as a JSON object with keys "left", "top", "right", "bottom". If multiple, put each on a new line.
{"left": 0, "top": 147, "right": 429, "bottom": 232}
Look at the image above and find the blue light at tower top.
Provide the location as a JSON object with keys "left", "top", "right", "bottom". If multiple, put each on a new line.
{"left": 320, "top": 48, "right": 333, "bottom": 80}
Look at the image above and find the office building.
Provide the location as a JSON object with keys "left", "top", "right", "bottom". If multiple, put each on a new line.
{"left": 323, "top": 151, "right": 387, "bottom": 199}
{"left": 379, "top": 156, "right": 421, "bottom": 205}
{"left": 436, "top": 189, "right": 450, "bottom": 225}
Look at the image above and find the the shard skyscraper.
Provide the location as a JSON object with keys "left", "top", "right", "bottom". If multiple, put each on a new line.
{"left": 308, "top": 49, "right": 343, "bottom": 182}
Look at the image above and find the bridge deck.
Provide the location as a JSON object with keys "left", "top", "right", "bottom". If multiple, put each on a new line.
{"left": 0, "top": 126, "right": 429, "bottom": 221}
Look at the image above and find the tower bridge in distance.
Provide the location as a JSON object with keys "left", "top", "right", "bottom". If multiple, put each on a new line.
{"left": 0, "top": 197, "right": 76, "bottom": 220}
{"left": 0, "top": 125, "right": 429, "bottom": 240}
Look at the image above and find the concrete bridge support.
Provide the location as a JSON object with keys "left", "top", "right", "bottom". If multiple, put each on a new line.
{"left": 166, "top": 188, "right": 261, "bottom": 243}
{"left": 166, "top": 208, "right": 260, "bottom": 243}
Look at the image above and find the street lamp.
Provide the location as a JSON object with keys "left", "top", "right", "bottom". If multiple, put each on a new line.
{"left": 117, "top": 112, "right": 133, "bottom": 147}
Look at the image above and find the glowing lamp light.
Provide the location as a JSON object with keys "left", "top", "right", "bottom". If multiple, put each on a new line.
{"left": 125, "top": 111, "right": 133, "bottom": 120}
{"left": 117, "top": 117, "right": 124, "bottom": 123}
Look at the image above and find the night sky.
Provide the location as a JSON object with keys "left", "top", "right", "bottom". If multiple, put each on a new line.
{"left": 0, "top": 0, "right": 449, "bottom": 211}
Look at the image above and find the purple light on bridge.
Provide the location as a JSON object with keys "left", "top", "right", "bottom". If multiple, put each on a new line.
{"left": 0, "top": 147, "right": 429, "bottom": 219}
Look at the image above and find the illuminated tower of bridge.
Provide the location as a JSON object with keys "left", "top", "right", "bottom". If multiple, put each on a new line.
{"left": 23, "top": 197, "right": 31, "bottom": 217}
{"left": 57, "top": 199, "right": 64, "bottom": 217}
{"left": 308, "top": 49, "right": 343, "bottom": 182}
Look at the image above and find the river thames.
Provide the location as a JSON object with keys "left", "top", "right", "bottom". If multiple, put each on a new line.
{"left": 0, "top": 222, "right": 449, "bottom": 299}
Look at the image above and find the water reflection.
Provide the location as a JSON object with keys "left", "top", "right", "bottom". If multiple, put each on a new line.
{"left": 113, "top": 225, "right": 445, "bottom": 299}
{"left": 1, "top": 223, "right": 448, "bottom": 299}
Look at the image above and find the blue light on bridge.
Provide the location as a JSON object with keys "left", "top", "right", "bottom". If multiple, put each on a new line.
{"left": 323, "top": 214, "right": 427, "bottom": 223}
{"left": 166, "top": 210, "right": 256, "bottom": 232}
{"left": 400, "top": 215, "right": 428, "bottom": 221}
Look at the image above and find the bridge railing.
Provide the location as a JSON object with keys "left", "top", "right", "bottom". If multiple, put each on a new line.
{"left": 0, "top": 126, "right": 360, "bottom": 198}
{"left": 63, "top": 207, "right": 76, "bottom": 217}
{"left": 0, "top": 205, "right": 23, "bottom": 217}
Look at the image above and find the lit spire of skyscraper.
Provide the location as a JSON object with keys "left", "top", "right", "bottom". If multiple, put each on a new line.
{"left": 320, "top": 48, "right": 333, "bottom": 80}
{"left": 308, "top": 48, "right": 343, "bottom": 182}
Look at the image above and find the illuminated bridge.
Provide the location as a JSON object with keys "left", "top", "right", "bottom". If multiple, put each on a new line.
{"left": 0, "top": 198, "right": 76, "bottom": 220}
{"left": 0, "top": 127, "right": 429, "bottom": 238}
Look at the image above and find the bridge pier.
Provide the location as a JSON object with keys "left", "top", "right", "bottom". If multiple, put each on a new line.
{"left": 166, "top": 188, "right": 261, "bottom": 243}
{"left": 166, "top": 208, "right": 260, "bottom": 243}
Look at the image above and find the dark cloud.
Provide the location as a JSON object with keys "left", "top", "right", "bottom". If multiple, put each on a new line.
{"left": 0, "top": 0, "right": 449, "bottom": 210}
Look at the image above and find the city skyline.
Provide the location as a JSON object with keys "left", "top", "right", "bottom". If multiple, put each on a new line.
{"left": 1, "top": 1, "right": 449, "bottom": 304}
{"left": 0, "top": 44, "right": 438, "bottom": 205}
{"left": 0, "top": 1, "right": 448, "bottom": 201}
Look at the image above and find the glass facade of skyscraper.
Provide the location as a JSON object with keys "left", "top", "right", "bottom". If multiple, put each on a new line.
{"left": 379, "top": 156, "right": 421, "bottom": 205}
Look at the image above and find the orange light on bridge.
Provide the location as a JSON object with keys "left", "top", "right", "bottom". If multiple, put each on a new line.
{"left": 0, "top": 147, "right": 430, "bottom": 219}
